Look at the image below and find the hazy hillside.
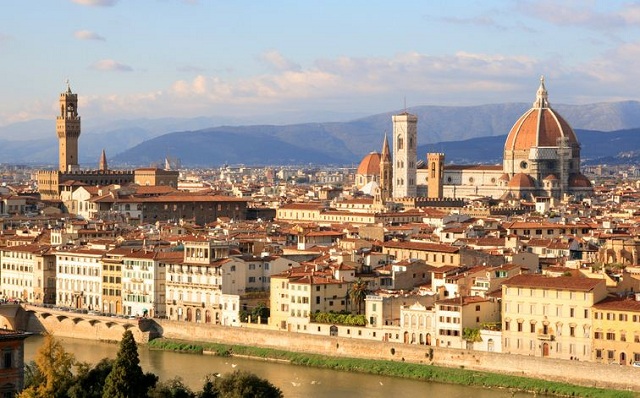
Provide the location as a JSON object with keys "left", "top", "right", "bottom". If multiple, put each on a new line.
{"left": 3, "top": 100, "right": 640, "bottom": 166}
{"left": 112, "top": 127, "right": 352, "bottom": 167}
{"left": 418, "top": 128, "right": 640, "bottom": 166}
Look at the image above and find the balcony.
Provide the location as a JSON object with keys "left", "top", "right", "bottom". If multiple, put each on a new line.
{"left": 537, "top": 333, "right": 555, "bottom": 341}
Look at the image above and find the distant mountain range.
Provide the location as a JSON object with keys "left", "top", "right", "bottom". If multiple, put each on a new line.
{"left": 3, "top": 101, "right": 640, "bottom": 167}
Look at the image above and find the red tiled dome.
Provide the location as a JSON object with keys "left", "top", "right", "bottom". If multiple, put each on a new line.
{"left": 356, "top": 152, "right": 381, "bottom": 176}
{"left": 504, "top": 78, "right": 578, "bottom": 152}
{"left": 508, "top": 173, "right": 536, "bottom": 188}
{"left": 543, "top": 174, "right": 558, "bottom": 181}
{"left": 569, "top": 173, "right": 592, "bottom": 188}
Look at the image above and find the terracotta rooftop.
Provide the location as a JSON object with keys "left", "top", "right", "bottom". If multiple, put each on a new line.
{"left": 503, "top": 274, "right": 603, "bottom": 292}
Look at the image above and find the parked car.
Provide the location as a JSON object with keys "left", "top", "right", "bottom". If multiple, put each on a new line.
{"left": 632, "top": 361, "right": 640, "bottom": 368}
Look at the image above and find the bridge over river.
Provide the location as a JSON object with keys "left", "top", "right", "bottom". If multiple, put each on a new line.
{"left": 0, "top": 304, "right": 158, "bottom": 342}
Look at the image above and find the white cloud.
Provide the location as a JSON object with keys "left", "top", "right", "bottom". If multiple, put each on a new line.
{"left": 72, "top": 0, "right": 119, "bottom": 6}
{"left": 258, "top": 50, "right": 301, "bottom": 72}
{"left": 517, "top": 1, "right": 640, "bottom": 29}
{"left": 25, "top": 44, "right": 636, "bottom": 126}
{"left": 90, "top": 59, "right": 133, "bottom": 72}
{"left": 74, "top": 30, "right": 106, "bottom": 41}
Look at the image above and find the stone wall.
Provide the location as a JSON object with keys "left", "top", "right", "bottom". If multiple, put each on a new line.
{"left": 15, "top": 307, "right": 640, "bottom": 392}
{"left": 13, "top": 307, "right": 157, "bottom": 343}
{"left": 157, "top": 319, "right": 640, "bottom": 392}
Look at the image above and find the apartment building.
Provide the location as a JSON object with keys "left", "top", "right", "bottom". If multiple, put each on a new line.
{"left": 0, "top": 244, "right": 55, "bottom": 304}
{"left": 501, "top": 274, "right": 607, "bottom": 360}
{"left": 435, "top": 295, "right": 501, "bottom": 349}
{"left": 270, "top": 265, "right": 350, "bottom": 332}
{"left": 591, "top": 295, "right": 640, "bottom": 365}
{"left": 101, "top": 248, "right": 126, "bottom": 315}
{"left": 164, "top": 239, "right": 241, "bottom": 325}
{"left": 122, "top": 249, "right": 166, "bottom": 318}
{"left": 55, "top": 247, "right": 105, "bottom": 310}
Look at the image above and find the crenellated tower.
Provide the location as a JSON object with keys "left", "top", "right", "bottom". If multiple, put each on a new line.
{"left": 57, "top": 82, "right": 81, "bottom": 172}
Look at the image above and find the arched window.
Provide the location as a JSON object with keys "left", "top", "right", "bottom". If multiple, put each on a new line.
{"left": 431, "top": 162, "right": 436, "bottom": 178}
{"left": 397, "top": 136, "right": 404, "bottom": 150}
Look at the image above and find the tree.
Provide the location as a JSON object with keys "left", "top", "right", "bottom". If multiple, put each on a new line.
{"left": 348, "top": 278, "right": 368, "bottom": 315}
{"left": 210, "top": 370, "right": 282, "bottom": 398}
{"left": 148, "top": 377, "right": 195, "bottom": 398}
{"left": 68, "top": 358, "right": 114, "bottom": 398}
{"left": 102, "top": 330, "right": 157, "bottom": 398}
{"left": 462, "top": 327, "right": 482, "bottom": 343}
{"left": 19, "top": 334, "right": 77, "bottom": 398}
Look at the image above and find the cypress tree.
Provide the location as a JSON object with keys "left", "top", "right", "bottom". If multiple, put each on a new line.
{"left": 102, "top": 330, "right": 156, "bottom": 398}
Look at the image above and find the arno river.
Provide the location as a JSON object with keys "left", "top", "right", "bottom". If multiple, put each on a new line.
{"left": 25, "top": 335, "right": 532, "bottom": 397}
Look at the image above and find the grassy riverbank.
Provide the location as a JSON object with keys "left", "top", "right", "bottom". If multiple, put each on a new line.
{"left": 148, "top": 338, "right": 634, "bottom": 398}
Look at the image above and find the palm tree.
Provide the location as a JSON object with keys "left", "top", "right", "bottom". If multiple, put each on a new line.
{"left": 349, "top": 278, "right": 368, "bottom": 315}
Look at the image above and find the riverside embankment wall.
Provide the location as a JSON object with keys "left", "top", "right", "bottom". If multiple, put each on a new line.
{"left": 19, "top": 308, "right": 639, "bottom": 393}
{"left": 157, "top": 319, "right": 640, "bottom": 392}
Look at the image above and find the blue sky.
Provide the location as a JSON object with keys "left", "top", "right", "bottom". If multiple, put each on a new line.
{"left": 1, "top": 0, "right": 640, "bottom": 128}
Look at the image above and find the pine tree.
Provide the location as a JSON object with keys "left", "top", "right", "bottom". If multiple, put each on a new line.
{"left": 102, "top": 330, "right": 157, "bottom": 398}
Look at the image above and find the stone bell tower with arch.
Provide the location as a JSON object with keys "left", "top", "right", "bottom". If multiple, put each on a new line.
{"left": 57, "top": 81, "right": 81, "bottom": 172}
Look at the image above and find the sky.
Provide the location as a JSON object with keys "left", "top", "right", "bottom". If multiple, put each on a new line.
{"left": 1, "top": 0, "right": 640, "bottom": 129}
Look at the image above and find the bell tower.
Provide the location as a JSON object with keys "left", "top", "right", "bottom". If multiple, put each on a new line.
{"left": 427, "top": 153, "right": 444, "bottom": 199}
{"left": 392, "top": 112, "right": 417, "bottom": 198}
{"left": 57, "top": 81, "right": 81, "bottom": 172}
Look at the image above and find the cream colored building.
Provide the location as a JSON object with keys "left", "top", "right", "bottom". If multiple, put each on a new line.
{"left": 501, "top": 274, "right": 607, "bottom": 360}
{"left": 435, "top": 296, "right": 501, "bottom": 349}
{"left": 122, "top": 249, "right": 166, "bottom": 318}
{"left": 0, "top": 244, "right": 55, "bottom": 304}
{"left": 381, "top": 241, "right": 461, "bottom": 267}
{"left": 270, "top": 266, "right": 351, "bottom": 332}
{"left": 55, "top": 247, "right": 105, "bottom": 310}
{"left": 163, "top": 239, "right": 243, "bottom": 326}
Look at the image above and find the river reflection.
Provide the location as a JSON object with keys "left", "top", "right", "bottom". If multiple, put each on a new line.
{"left": 25, "top": 335, "right": 532, "bottom": 398}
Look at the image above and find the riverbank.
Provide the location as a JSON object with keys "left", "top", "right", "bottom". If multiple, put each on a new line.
{"left": 18, "top": 308, "right": 640, "bottom": 393}
{"left": 148, "top": 338, "right": 634, "bottom": 398}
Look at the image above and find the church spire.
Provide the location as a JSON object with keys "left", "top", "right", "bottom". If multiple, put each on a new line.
{"left": 533, "top": 75, "right": 549, "bottom": 108}
{"left": 381, "top": 131, "right": 391, "bottom": 162}
{"left": 379, "top": 131, "right": 393, "bottom": 203}
{"left": 99, "top": 149, "right": 108, "bottom": 172}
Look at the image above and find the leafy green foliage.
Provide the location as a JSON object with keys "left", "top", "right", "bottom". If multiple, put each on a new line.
{"left": 310, "top": 311, "right": 367, "bottom": 326}
{"left": 239, "top": 303, "right": 270, "bottom": 324}
{"left": 462, "top": 328, "right": 482, "bottom": 342}
{"left": 148, "top": 377, "right": 195, "bottom": 398}
{"left": 348, "top": 278, "right": 368, "bottom": 315}
{"left": 210, "top": 370, "right": 282, "bottom": 398}
{"left": 67, "top": 358, "right": 114, "bottom": 398}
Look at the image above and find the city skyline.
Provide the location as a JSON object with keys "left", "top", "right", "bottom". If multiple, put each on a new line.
{"left": 1, "top": 1, "right": 640, "bottom": 132}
